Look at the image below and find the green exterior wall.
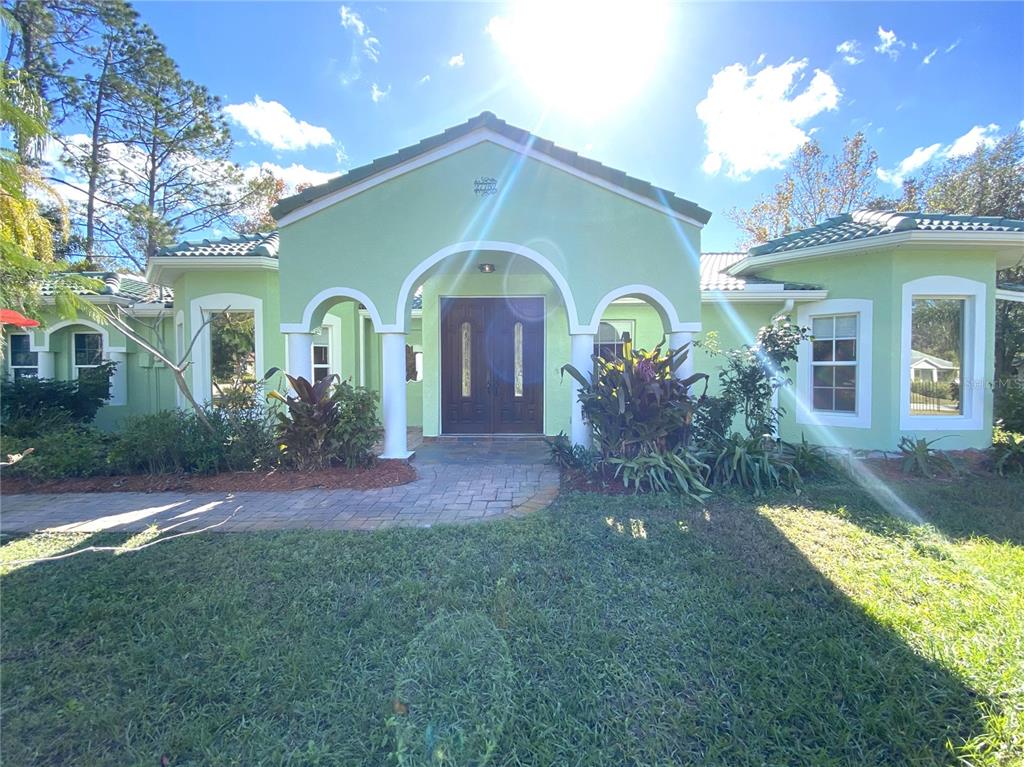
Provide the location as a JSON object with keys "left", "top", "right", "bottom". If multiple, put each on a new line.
{"left": 278, "top": 140, "right": 702, "bottom": 333}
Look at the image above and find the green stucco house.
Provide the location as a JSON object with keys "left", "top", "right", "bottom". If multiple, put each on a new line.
{"left": 6, "top": 113, "right": 1024, "bottom": 456}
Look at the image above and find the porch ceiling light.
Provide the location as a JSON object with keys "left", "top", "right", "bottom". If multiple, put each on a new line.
{"left": 478, "top": 263, "right": 496, "bottom": 273}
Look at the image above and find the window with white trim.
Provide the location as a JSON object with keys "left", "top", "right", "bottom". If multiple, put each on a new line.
{"left": 312, "top": 325, "right": 332, "bottom": 383}
{"left": 811, "top": 314, "right": 858, "bottom": 413}
{"left": 405, "top": 344, "right": 423, "bottom": 382}
{"left": 899, "top": 276, "right": 985, "bottom": 431}
{"left": 595, "top": 319, "right": 635, "bottom": 359}
{"left": 8, "top": 334, "right": 38, "bottom": 379}
{"left": 73, "top": 332, "right": 103, "bottom": 378}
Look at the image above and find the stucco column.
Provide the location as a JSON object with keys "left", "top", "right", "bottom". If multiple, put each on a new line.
{"left": 570, "top": 332, "right": 595, "bottom": 448}
{"left": 668, "top": 331, "right": 694, "bottom": 381}
{"left": 286, "top": 331, "right": 314, "bottom": 381}
{"left": 36, "top": 350, "right": 55, "bottom": 379}
{"left": 107, "top": 351, "right": 127, "bottom": 406}
{"left": 380, "top": 331, "right": 412, "bottom": 459}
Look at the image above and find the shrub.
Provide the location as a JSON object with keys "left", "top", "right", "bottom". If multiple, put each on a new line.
{"left": 607, "top": 447, "right": 711, "bottom": 500}
{"left": 331, "top": 379, "right": 381, "bottom": 468}
{"left": 270, "top": 374, "right": 381, "bottom": 470}
{"left": 2, "top": 426, "right": 114, "bottom": 481}
{"left": 1, "top": 360, "right": 115, "bottom": 427}
{"left": 544, "top": 432, "right": 599, "bottom": 474}
{"left": 990, "top": 427, "right": 1024, "bottom": 476}
{"left": 715, "top": 316, "right": 810, "bottom": 438}
{"left": 691, "top": 394, "right": 737, "bottom": 449}
{"left": 995, "top": 378, "right": 1024, "bottom": 433}
{"left": 562, "top": 340, "right": 707, "bottom": 457}
{"left": 109, "top": 403, "right": 278, "bottom": 476}
{"left": 700, "top": 433, "right": 800, "bottom": 497}
{"left": 898, "top": 436, "right": 956, "bottom": 478}
{"left": 786, "top": 435, "right": 836, "bottom": 479}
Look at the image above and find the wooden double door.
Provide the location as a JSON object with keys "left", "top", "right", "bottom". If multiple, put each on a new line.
{"left": 441, "top": 297, "right": 544, "bottom": 434}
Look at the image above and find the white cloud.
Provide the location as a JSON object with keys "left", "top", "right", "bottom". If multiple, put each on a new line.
{"left": 945, "top": 39, "right": 961, "bottom": 53}
{"left": 946, "top": 123, "right": 1000, "bottom": 157}
{"left": 836, "top": 39, "right": 862, "bottom": 65}
{"left": 756, "top": 53, "right": 765, "bottom": 65}
{"left": 877, "top": 143, "right": 942, "bottom": 186}
{"left": 370, "top": 83, "right": 390, "bottom": 103}
{"left": 922, "top": 48, "right": 938, "bottom": 65}
{"left": 448, "top": 53, "right": 464, "bottom": 68}
{"left": 224, "top": 96, "right": 334, "bottom": 151}
{"left": 874, "top": 26, "right": 905, "bottom": 59}
{"left": 417, "top": 74, "right": 431, "bottom": 85}
{"left": 696, "top": 58, "right": 841, "bottom": 178}
{"left": 339, "top": 5, "right": 380, "bottom": 63}
{"left": 243, "top": 161, "right": 338, "bottom": 190}
{"left": 877, "top": 123, "right": 1003, "bottom": 186}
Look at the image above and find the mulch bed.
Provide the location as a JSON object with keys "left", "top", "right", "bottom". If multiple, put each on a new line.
{"left": 1, "top": 460, "right": 417, "bottom": 495}
{"left": 560, "top": 468, "right": 634, "bottom": 495}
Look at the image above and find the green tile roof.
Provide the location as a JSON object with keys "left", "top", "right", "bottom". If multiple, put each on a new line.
{"left": 700, "top": 252, "right": 821, "bottom": 292}
{"left": 155, "top": 231, "right": 279, "bottom": 259}
{"left": 41, "top": 272, "right": 173, "bottom": 304}
{"left": 749, "top": 210, "right": 1024, "bottom": 257}
{"left": 271, "top": 112, "right": 712, "bottom": 225}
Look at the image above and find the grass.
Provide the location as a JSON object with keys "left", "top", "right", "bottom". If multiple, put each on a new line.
{"left": 1, "top": 475, "right": 1022, "bottom": 766}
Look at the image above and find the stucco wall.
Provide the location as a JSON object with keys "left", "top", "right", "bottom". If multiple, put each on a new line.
{"left": 278, "top": 140, "right": 703, "bottom": 333}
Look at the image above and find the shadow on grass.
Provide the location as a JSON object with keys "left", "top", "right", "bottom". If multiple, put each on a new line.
{"left": 801, "top": 472, "right": 1024, "bottom": 546}
{"left": 0, "top": 491, "right": 1002, "bottom": 765}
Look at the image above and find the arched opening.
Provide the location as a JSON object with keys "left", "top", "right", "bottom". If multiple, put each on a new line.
{"left": 288, "top": 292, "right": 379, "bottom": 388}
{"left": 397, "top": 242, "right": 580, "bottom": 437}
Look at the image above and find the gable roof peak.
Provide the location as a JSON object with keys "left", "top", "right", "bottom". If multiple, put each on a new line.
{"left": 270, "top": 112, "right": 711, "bottom": 226}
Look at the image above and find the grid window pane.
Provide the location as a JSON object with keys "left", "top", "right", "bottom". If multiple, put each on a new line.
{"left": 835, "top": 388, "right": 856, "bottom": 412}
{"left": 813, "top": 366, "right": 834, "bottom": 386}
{"left": 835, "top": 315, "right": 857, "bottom": 337}
{"left": 313, "top": 345, "right": 329, "bottom": 365}
{"left": 10, "top": 335, "right": 37, "bottom": 368}
{"left": 810, "top": 313, "right": 859, "bottom": 414}
{"left": 835, "top": 339, "right": 857, "bottom": 361}
{"left": 812, "top": 340, "right": 833, "bottom": 362}
{"left": 834, "top": 367, "right": 856, "bottom": 388}
{"left": 74, "top": 333, "right": 103, "bottom": 366}
{"left": 813, "top": 388, "right": 834, "bottom": 410}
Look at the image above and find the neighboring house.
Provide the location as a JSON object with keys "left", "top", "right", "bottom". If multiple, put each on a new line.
{"left": 4, "top": 113, "right": 1023, "bottom": 451}
{"left": 910, "top": 351, "right": 959, "bottom": 383}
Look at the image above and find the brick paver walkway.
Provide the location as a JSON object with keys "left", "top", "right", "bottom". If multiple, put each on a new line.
{"left": 0, "top": 439, "right": 559, "bottom": 534}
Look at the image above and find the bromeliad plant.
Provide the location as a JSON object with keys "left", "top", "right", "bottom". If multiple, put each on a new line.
{"left": 561, "top": 339, "right": 708, "bottom": 458}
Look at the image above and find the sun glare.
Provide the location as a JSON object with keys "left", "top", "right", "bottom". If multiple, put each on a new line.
{"left": 488, "top": 0, "right": 672, "bottom": 119}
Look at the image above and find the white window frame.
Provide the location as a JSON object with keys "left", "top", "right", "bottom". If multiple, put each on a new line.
{"left": 594, "top": 319, "right": 636, "bottom": 358}
{"left": 797, "top": 298, "right": 873, "bottom": 429}
{"left": 312, "top": 324, "right": 332, "bottom": 383}
{"left": 72, "top": 331, "right": 104, "bottom": 380}
{"left": 7, "top": 332, "right": 38, "bottom": 379}
{"left": 190, "top": 293, "right": 264, "bottom": 407}
{"left": 900, "top": 276, "right": 985, "bottom": 431}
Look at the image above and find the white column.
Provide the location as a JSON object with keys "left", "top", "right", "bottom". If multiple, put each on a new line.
{"left": 107, "top": 351, "right": 127, "bottom": 405}
{"left": 36, "top": 350, "right": 55, "bottom": 379}
{"left": 669, "top": 331, "right": 694, "bottom": 380}
{"left": 380, "top": 331, "right": 412, "bottom": 459}
{"left": 569, "top": 332, "right": 595, "bottom": 448}
{"left": 286, "top": 331, "right": 314, "bottom": 382}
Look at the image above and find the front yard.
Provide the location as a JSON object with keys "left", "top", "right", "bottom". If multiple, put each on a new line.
{"left": 1, "top": 475, "right": 1022, "bottom": 766}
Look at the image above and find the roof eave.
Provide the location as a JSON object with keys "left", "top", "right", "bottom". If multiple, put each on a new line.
{"left": 730, "top": 230, "right": 1024, "bottom": 276}
{"left": 146, "top": 255, "right": 279, "bottom": 285}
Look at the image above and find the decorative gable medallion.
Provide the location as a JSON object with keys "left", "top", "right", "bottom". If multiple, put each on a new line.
{"left": 473, "top": 176, "right": 498, "bottom": 197}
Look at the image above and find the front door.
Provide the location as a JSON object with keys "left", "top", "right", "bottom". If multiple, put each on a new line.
{"left": 441, "top": 297, "right": 544, "bottom": 434}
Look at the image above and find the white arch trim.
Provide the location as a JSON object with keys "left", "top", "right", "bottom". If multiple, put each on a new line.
{"left": 282, "top": 286, "right": 385, "bottom": 334}
{"left": 37, "top": 318, "right": 126, "bottom": 352}
{"left": 584, "top": 284, "right": 700, "bottom": 335}
{"left": 393, "top": 241, "right": 581, "bottom": 334}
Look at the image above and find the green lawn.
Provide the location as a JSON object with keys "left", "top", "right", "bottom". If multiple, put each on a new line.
{"left": 2, "top": 475, "right": 1022, "bottom": 766}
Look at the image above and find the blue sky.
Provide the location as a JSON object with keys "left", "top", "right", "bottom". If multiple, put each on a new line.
{"left": 134, "top": 1, "right": 1024, "bottom": 251}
